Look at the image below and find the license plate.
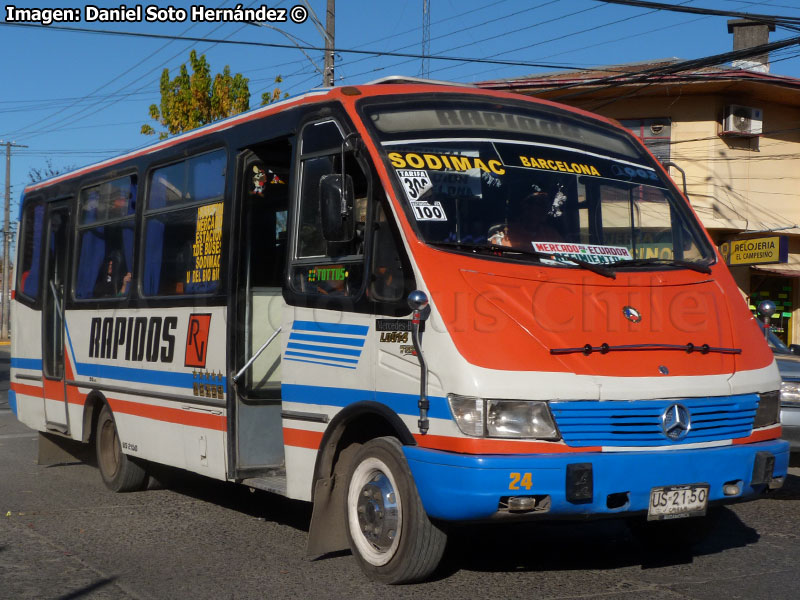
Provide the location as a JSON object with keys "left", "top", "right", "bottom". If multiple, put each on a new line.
{"left": 647, "top": 484, "right": 709, "bottom": 521}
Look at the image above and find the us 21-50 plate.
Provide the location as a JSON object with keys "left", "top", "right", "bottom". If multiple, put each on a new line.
{"left": 647, "top": 484, "right": 709, "bottom": 521}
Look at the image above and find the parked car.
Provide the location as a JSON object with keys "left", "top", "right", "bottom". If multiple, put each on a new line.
{"left": 760, "top": 322, "right": 800, "bottom": 451}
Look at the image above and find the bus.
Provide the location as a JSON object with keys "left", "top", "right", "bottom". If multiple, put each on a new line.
{"left": 10, "top": 78, "right": 789, "bottom": 583}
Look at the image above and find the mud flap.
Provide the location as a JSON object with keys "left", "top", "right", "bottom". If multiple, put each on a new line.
{"left": 37, "top": 432, "right": 91, "bottom": 466}
{"left": 306, "top": 475, "right": 349, "bottom": 559}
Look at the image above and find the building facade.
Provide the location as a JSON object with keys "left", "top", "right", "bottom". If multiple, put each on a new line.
{"left": 478, "top": 25, "right": 800, "bottom": 344}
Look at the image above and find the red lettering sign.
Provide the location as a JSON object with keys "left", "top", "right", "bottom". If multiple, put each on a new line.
{"left": 184, "top": 313, "right": 212, "bottom": 368}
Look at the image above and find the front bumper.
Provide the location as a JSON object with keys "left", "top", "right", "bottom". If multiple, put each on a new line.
{"left": 403, "top": 439, "right": 789, "bottom": 521}
{"left": 780, "top": 405, "right": 800, "bottom": 450}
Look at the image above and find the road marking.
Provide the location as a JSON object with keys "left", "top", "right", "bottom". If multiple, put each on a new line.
{"left": 0, "top": 432, "right": 38, "bottom": 440}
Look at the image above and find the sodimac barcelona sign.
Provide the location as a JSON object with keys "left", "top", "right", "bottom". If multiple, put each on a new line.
{"left": 719, "top": 235, "right": 788, "bottom": 266}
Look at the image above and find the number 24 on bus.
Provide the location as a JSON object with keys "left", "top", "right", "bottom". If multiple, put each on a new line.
{"left": 10, "top": 78, "right": 788, "bottom": 583}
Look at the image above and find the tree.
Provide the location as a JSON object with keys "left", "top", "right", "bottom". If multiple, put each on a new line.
{"left": 261, "top": 75, "right": 290, "bottom": 105}
{"left": 28, "top": 158, "right": 75, "bottom": 183}
{"left": 142, "top": 50, "right": 250, "bottom": 139}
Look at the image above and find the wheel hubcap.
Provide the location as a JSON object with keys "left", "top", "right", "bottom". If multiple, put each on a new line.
{"left": 356, "top": 472, "right": 398, "bottom": 553}
{"left": 99, "top": 419, "right": 120, "bottom": 478}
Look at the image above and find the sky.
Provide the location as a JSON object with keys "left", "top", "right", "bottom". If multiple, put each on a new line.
{"left": 2, "top": 0, "right": 800, "bottom": 237}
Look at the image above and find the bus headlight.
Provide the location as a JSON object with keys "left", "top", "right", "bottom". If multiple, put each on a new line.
{"left": 780, "top": 381, "right": 800, "bottom": 407}
{"left": 754, "top": 390, "right": 781, "bottom": 428}
{"left": 447, "top": 395, "right": 484, "bottom": 436}
{"left": 448, "top": 395, "right": 560, "bottom": 439}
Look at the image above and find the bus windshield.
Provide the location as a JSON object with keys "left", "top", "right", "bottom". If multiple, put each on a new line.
{"left": 363, "top": 99, "right": 714, "bottom": 268}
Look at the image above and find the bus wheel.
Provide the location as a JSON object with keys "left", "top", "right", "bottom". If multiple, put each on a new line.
{"left": 96, "top": 404, "right": 147, "bottom": 492}
{"left": 344, "top": 436, "right": 447, "bottom": 584}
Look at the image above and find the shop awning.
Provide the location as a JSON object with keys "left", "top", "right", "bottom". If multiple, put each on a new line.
{"left": 751, "top": 263, "right": 800, "bottom": 277}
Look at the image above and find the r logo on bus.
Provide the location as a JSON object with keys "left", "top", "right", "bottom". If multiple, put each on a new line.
{"left": 185, "top": 313, "right": 212, "bottom": 368}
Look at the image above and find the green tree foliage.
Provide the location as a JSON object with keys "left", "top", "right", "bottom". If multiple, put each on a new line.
{"left": 261, "top": 75, "right": 290, "bottom": 106}
{"left": 142, "top": 50, "right": 250, "bottom": 139}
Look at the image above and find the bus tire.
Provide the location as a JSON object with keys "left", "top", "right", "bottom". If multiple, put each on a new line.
{"left": 344, "top": 436, "right": 446, "bottom": 584}
{"left": 95, "top": 404, "right": 147, "bottom": 492}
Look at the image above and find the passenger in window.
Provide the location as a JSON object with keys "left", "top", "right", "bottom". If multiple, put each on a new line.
{"left": 94, "top": 250, "right": 131, "bottom": 297}
{"left": 369, "top": 204, "right": 404, "bottom": 303}
{"left": 488, "top": 224, "right": 511, "bottom": 246}
{"left": 503, "top": 184, "right": 564, "bottom": 248}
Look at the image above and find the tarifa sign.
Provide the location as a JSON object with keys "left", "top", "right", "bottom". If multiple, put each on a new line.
{"left": 719, "top": 235, "right": 788, "bottom": 266}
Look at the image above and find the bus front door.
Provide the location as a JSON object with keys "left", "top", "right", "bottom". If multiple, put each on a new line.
{"left": 41, "top": 201, "right": 71, "bottom": 432}
{"left": 232, "top": 150, "right": 290, "bottom": 476}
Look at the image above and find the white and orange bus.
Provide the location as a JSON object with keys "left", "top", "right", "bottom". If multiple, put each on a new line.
{"left": 10, "top": 78, "right": 789, "bottom": 583}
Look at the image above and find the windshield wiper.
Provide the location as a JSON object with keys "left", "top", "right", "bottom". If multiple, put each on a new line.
{"left": 428, "top": 241, "right": 616, "bottom": 278}
{"left": 562, "top": 257, "right": 616, "bottom": 279}
{"left": 607, "top": 258, "right": 712, "bottom": 274}
{"left": 429, "top": 241, "right": 548, "bottom": 261}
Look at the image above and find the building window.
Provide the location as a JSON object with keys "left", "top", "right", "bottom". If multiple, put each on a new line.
{"left": 620, "top": 119, "right": 671, "bottom": 165}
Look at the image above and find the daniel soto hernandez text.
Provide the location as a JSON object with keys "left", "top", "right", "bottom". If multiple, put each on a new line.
{"left": 5, "top": 4, "right": 309, "bottom": 25}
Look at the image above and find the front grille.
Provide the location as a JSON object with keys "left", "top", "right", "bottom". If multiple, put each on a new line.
{"left": 550, "top": 394, "right": 758, "bottom": 447}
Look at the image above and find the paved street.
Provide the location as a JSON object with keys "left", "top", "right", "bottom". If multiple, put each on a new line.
{"left": 3, "top": 344, "right": 800, "bottom": 599}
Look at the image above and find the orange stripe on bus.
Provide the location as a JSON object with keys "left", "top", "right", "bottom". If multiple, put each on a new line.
{"left": 413, "top": 433, "right": 600, "bottom": 455}
{"left": 10, "top": 382, "right": 43, "bottom": 397}
{"left": 283, "top": 428, "right": 323, "bottom": 450}
{"left": 732, "top": 425, "right": 782, "bottom": 445}
{"left": 106, "top": 397, "right": 226, "bottom": 431}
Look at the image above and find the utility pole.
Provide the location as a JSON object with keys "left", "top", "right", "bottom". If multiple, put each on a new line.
{"left": 1, "top": 140, "right": 26, "bottom": 341}
{"left": 323, "top": 0, "right": 335, "bottom": 87}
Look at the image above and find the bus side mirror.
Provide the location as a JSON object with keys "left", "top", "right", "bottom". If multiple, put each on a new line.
{"left": 319, "top": 173, "right": 355, "bottom": 242}
{"left": 789, "top": 344, "right": 800, "bottom": 356}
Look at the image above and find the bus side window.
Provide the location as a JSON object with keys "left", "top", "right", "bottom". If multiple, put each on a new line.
{"left": 74, "top": 176, "right": 137, "bottom": 300}
{"left": 291, "top": 120, "right": 368, "bottom": 297}
{"left": 17, "top": 201, "right": 45, "bottom": 301}
{"left": 369, "top": 202, "right": 406, "bottom": 303}
{"left": 142, "top": 149, "right": 226, "bottom": 297}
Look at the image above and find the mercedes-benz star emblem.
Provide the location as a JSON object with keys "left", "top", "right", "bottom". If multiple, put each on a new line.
{"left": 622, "top": 306, "right": 642, "bottom": 323}
{"left": 661, "top": 404, "right": 691, "bottom": 441}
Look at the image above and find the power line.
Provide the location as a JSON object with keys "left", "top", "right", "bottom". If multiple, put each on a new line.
{"left": 311, "top": 1, "right": 596, "bottom": 86}
{"left": 426, "top": 0, "right": 693, "bottom": 80}
{"left": 463, "top": 12, "right": 713, "bottom": 82}
{"left": 2, "top": 0, "right": 266, "bottom": 140}
{"left": 0, "top": 21, "right": 616, "bottom": 72}
{"left": 595, "top": 0, "right": 800, "bottom": 24}
{"left": 539, "top": 33, "right": 800, "bottom": 101}
{"left": 248, "top": 0, "right": 522, "bottom": 84}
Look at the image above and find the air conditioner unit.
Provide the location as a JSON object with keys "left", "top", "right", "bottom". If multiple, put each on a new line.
{"left": 721, "top": 105, "right": 763, "bottom": 136}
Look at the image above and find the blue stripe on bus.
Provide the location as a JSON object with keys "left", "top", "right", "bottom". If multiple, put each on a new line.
{"left": 285, "top": 357, "right": 357, "bottom": 370}
{"left": 289, "top": 332, "right": 366, "bottom": 347}
{"left": 282, "top": 384, "right": 453, "bottom": 421}
{"left": 10, "top": 357, "right": 43, "bottom": 370}
{"left": 75, "top": 362, "right": 223, "bottom": 388}
{"left": 12, "top": 354, "right": 215, "bottom": 390}
{"left": 285, "top": 350, "right": 359, "bottom": 364}
{"left": 8, "top": 390, "right": 17, "bottom": 415}
{"left": 292, "top": 320, "right": 369, "bottom": 336}
{"left": 286, "top": 342, "right": 362, "bottom": 357}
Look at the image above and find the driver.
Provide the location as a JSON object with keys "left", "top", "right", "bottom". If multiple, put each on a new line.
{"left": 502, "top": 185, "right": 563, "bottom": 248}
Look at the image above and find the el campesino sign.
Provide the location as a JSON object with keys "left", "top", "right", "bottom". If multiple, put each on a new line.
{"left": 719, "top": 235, "right": 789, "bottom": 266}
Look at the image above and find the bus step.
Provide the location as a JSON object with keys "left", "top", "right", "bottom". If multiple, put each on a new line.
{"left": 241, "top": 472, "right": 287, "bottom": 496}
